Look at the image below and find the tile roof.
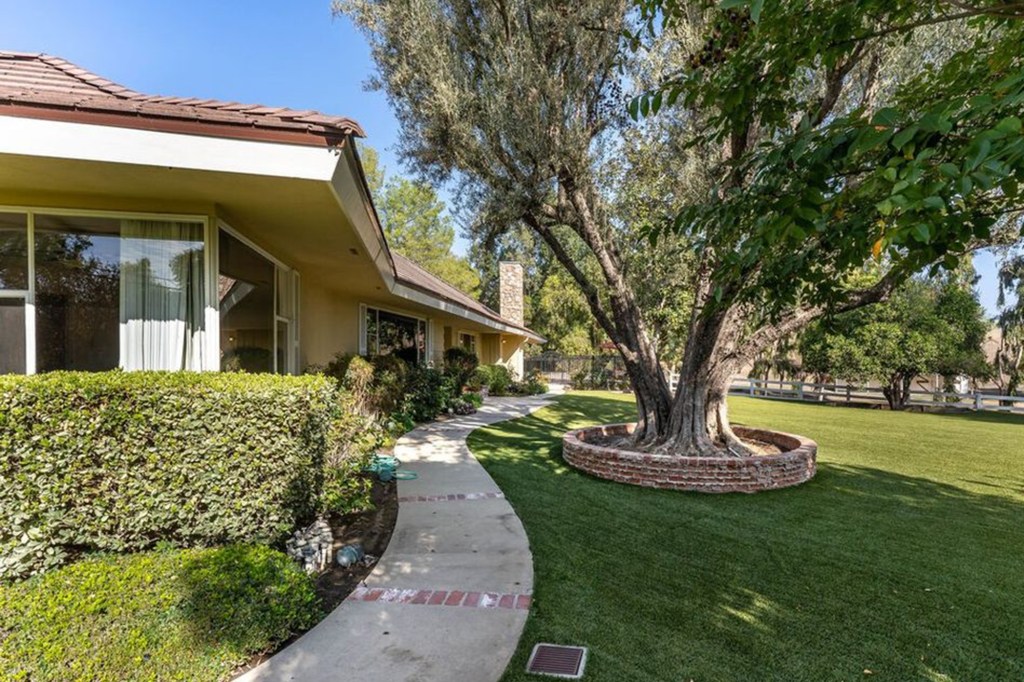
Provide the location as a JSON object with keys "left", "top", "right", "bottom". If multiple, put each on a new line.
{"left": 392, "top": 252, "right": 541, "bottom": 340}
{"left": 0, "top": 51, "right": 364, "bottom": 144}
{"left": 0, "top": 51, "right": 538, "bottom": 340}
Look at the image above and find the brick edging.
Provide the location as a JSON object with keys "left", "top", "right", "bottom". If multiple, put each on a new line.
{"left": 348, "top": 586, "right": 531, "bottom": 610}
{"left": 562, "top": 423, "right": 817, "bottom": 493}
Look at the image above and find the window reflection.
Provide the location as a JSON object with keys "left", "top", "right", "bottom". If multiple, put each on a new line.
{"left": 219, "top": 230, "right": 274, "bottom": 372}
{"left": 34, "top": 215, "right": 121, "bottom": 372}
{"left": 364, "top": 306, "right": 426, "bottom": 364}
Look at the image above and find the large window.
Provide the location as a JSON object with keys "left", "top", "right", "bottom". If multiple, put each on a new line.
{"left": 0, "top": 209, "right": 207, "bottom": 374}
{"left": 364, "top": 306, "right": 426, "bottom": 364}
{"left": 219, "top": 229, "right": 296, "bottom": 374}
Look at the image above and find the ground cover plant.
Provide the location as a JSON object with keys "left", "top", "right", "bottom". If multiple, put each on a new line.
{"left": 468, "top": 392, "right": 1024, "bottom": 681}
{"left": 0, "top": 544, "right": 319, "bottom": 681}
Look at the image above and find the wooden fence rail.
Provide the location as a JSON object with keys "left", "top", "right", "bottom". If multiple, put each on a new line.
{"left": 663, "top": 374, "right": 1024, "bottom": 414}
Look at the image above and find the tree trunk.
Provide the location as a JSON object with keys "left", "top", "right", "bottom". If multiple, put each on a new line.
{"left": 882, "top": 374, "right": 912, "bottom": 410}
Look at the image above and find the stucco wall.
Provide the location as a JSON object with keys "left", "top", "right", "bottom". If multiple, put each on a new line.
{"left": 300, "top": 278, "right": 362, "bottom": 369}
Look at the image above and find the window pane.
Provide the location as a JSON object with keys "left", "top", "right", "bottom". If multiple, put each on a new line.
{"left": 120, "top": 220, "right": 206, "bottom": 371}
{"left": 35, "top": 214, "right": 120, "bottom": 372}
{"left": 0, "top": 298, "right": 26, "bottom": 374}
{"left": 219, "top": 230, "right": 274, "bottom": 372}
{"left": 0, "top": 213, "right": 28, "bottom": 290}
{"left": 369, "top": 307, "right": 421, "bottom": 364}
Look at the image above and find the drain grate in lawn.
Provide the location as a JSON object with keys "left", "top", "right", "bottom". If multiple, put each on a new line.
{"left": 526, "top": 644, "right": 588, "bottom": 679}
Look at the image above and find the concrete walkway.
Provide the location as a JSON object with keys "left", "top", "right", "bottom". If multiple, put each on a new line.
{"left": 237, "top": 395, "right": 552, "bottom": 682}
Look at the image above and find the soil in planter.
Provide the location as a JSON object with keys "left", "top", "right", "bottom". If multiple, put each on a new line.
{"left": 233, "top": 476, "right": 398, "bottom": 678}
{"left": 315, "top": 477, "right": 399, "bottom": 612}
{"left": 589, "top": 433, "right": 783, "bottom": 456}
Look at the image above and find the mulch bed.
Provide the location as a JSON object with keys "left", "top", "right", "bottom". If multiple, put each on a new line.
{"left": 233, "top": 476, "right": 398, "bottom": 678}
{"left": 589, "top": 433, "right": 783, "bottom": 456}
{"left": 314, "top": 477, "right": 399, "bottom": 612}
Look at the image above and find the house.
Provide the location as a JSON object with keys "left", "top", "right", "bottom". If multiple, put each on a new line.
{"left": 0, "top": 52, "right": 541, "bottom": 378}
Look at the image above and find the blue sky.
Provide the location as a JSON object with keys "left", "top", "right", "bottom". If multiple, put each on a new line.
{"left": 0, "top": 0, "right": 1007, "bottom": 316}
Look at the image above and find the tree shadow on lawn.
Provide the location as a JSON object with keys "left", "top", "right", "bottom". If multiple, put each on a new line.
{"left": 470, "top": 397, "right": 1024, "bottom": 681}
{"left": 175, "top": 544, "right": 321, "bottom": 668}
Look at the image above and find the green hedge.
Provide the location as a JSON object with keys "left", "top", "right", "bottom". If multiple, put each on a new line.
{"left": 0, "top": 544, "right": 319, "bottom": 681}
{"left": 0, "top": 371, "right": 339, "bottom": 581}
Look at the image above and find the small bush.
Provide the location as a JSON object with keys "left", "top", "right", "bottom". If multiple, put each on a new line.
{"left": 463, "top": 391, "right": 484, "bottom": 408}
{"left": 322, "top": 390, "right": 381, "bottom": 515}
{"left": 402, "top": 365, "right": 459, "bottom": 422}
{"left": 474, "top": 364, "right": 515, "bottom": 396}
{"left": 0, "top": 544, "right": 319, "bottom": 681}
{"left": 516, "top": 368, "right": 549, "bottom": 395}
{"left": 0, "top": 371, "right": 345, "bottom": 581}
{"left": 443, "top": 347, "right": 480, "bottom": 389}
{"left": 368, "top": 354, "right": 410, "bottom": 415}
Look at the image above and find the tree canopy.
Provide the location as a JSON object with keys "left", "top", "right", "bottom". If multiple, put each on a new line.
{"left": 800, "top": 275, "right": 991, "bottom": 408}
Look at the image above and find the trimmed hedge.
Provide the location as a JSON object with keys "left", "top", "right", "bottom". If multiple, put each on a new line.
{"left": 0, "top": 544, "right": 320, "bottom": 681}
{"left": 0, "top": 371, "right": 338, "bottom": 581}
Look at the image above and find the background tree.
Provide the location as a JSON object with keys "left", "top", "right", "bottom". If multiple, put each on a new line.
{"left": 800, "top": 277, "right": 990, "bottom": 409}
{"left": 341, "top": 0, "right": 1024, "bottom": 455}
{"left": 995, "top": 249, "right": 1024, "bottom": 395}
{"left": 360, "top": 144, "right": 480, "bottom": 296}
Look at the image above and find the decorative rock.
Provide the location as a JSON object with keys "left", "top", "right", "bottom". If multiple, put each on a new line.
{"left": 286, "top": 518, "right": 334, "bottom": 574}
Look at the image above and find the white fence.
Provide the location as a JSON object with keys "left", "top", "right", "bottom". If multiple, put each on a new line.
{"left": 666, "top": 374, "right": 1024, "bottom": 414}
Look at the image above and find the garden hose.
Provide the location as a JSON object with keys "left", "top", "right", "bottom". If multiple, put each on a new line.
{"left": 364, "top": 454, "right": 417, "bottom": 481}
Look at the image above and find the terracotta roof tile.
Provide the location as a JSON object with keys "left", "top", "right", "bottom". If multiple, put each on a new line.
{"left": 0, "top": 51, "right": 365, "bottom": 142}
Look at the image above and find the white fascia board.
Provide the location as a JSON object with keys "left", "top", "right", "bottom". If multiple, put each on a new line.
{"left": 0, "top": 114, "right": 340, "bottom": 180}
{"left": 328, "top": 146, "right": 395, "bottom": 288}
{"left": 392, "top": 281, "right": 545, "bottom": 343}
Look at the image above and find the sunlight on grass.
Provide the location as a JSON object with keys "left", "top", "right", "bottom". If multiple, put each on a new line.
{"left": 468, "top": 391, "right": 1024, "bottom": 682}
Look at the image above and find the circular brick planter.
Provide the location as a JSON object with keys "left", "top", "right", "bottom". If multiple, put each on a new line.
{"left": 562, "top": 423, "right": 817, "bottom": 493}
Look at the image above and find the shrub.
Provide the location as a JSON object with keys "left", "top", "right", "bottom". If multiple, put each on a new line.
{"left": 474, "top": 364, "right": 515, "bottom": 396}
{"left": 402, "top": 365, "right": 458, "bottom": 422}
{"left": 0, "top": 544, "right": 319, "bottom": 681}
{"left": 443, "top": 347, "right": 480, "bottom": 389}
{"left": 368, "top": 354, "right": 409, "bottom": 415}
{"left": 0, "top": 371, "right": 341, "bottom": 581}
{"left": 517, "top": 368, "right": 549, "bottom": 395}
{"left": 463, "top": 391, "right": 484, "bottom": 408}
{"left": 321, "top": 389, "right": 381, "bottom": 515}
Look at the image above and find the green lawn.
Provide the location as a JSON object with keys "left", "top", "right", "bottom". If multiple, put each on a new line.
{"left": 467, "top": 392, "right": 1024, "bottom": 682}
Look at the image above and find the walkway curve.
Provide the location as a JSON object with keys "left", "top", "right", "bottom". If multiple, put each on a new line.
{"left": 236, "top": 394, "right": 553, "bottom": 682}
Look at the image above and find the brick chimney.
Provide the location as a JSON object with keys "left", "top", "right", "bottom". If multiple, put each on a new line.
{"left": 498, "top": 262, "right": 525, "bottom": 378}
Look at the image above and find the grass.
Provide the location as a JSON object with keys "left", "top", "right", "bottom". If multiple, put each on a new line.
{"left": 467, "top": 392, "right": 1024, "bottom": 682}
{"left": 0, "top": 544, "right": 320, "bottom": 681}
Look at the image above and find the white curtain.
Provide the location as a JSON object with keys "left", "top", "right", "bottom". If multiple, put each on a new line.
{"left": 119, "top": 220, "right": 206, "bottom": 371}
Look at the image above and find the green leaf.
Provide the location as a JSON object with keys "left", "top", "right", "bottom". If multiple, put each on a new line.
{"left": 938, "top": 163, "right": 959, "bottom": 178}
{"left": 995, "top": 116, "right": 1022, "bottom": 135}
{"left": 750, "top": 0, "right": 764, "bottom": 22}
{"left": 892, "top": 126, "right": 918, "bottom": 150}
{"left": 967, "top": 137, "right": 992, "bottom": 171}
{"left": 922, "top": 196, "right": 945, "bottom": 211}
{"left": 871, "top": 108, "right": 900, "bottom": 128}
{"left": 913, "top": 223, "right": 932, "bottom": 242}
